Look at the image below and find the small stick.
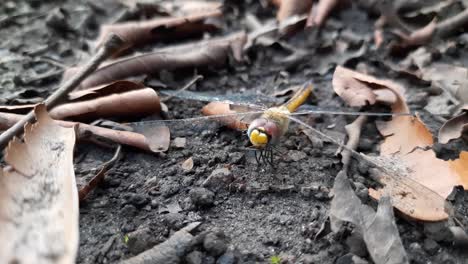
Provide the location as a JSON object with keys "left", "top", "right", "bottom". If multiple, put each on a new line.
{"left": 0, "top": 33, "right": 124, "bottom": 149}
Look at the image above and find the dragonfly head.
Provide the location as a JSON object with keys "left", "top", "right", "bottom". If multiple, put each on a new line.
{"left": 247, "top": 118, "right": 279, "bottom": 148}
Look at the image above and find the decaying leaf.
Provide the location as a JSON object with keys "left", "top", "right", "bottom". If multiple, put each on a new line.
{"left": 330, "top": 171, "right": 409, "bottom": 264}
{"left": 0, "top": 104, "right": 78, "bottom": 263}
{"left": 201, "top": 102, "right": 250, "bottom": 130}
{"left": 68, "top": 32, "right": 247, "bottom": 90}
{"left": 50, "top": 88, "right": 160, "bottom": 121}
{"left": 333, "top": 66, "right": 468, "bottom": 221}
{"left": 96, "top": 10, "right": 222, "bottom": 55}
{"left": 439, "top": 109, "right": 468, "bottom": 144}
{"left": 68, "top": 80, "right": 146, "bottom": 101}
{"left": 333, "top": 66, "right": 400, "bottom": 107}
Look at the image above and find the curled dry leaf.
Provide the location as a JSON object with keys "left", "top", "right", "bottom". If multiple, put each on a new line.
{"left": 68, "top": 80, "right": 146, "bottom": 101}
{"left": 0, "top": 109, "right": 169, "bottom": 153}
{"left": 201, "top": 102, "right": 250, "bottom": 130}
{"left": 69, "top": 32, "right": 247, "bottom": 90}
{"left": 333, "top": 66, "right": 468, "bottom": 221}
{"left": 50, "top": 88, "right": 160, "bottom": 121}
{"left": 439, "top": 110, "right": 468, "bottom": 144}
{"left": 0, "top": 104, "right": 78, "bottom": 263}
{"left": 96, "top": 10, "right": 222, "bottom": 55}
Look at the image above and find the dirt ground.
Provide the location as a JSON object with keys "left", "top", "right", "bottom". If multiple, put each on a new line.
{"left": 1, "top": 0, "right": 467, "bottom": 263}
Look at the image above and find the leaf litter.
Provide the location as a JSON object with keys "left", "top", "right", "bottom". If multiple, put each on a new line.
{"left": 2, "top": 0, "right": 468, "bottom": 263}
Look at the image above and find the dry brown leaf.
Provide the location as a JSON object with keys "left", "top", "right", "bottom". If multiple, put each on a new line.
{"left": 0, "top": 104, "right": 36, "bottom": 114}
{"left": 333, "top": 66, "right": 468, "bottom": 221}
{"left": 0, "top": 104, "right": 78, "bottom": 263}
{"left": 50, "top": 88, "right": 160, "bottom": 121}
{"left": 439, "top": 110, "right": 468, "bottom": 144}
{"left": 68, "top": 80, "right": 146, "bottom": 101}
{"left": 68, "top": 32, "right": 247, "bottom": 90}
{"left": 95, "top": 10, "right": 222, "bottom": 55}
{"left": 333, "top": 66, "right": 400, "bottom": 107}
{"left": 0, "top": 110, "right": 169, "bottom": 153}
{"left": 201, "top": 102, "right": 250, "bottom": 130}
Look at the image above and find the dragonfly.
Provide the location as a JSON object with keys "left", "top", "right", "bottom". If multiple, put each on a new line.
{"left": 127, "top": 82, "right": 413, "bottom": 167}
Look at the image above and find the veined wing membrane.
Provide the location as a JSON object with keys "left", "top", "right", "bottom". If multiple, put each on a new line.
{"left": 160, "top": 90, "right": 281, "bottom": 110}
{"left": 291, "top": 105, "right": 414, "bottom": 117}
{"left": 127, "top": 111, "right": 265, "bottom": 138}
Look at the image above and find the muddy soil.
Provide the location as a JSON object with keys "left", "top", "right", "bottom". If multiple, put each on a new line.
{"left": 1, "top": 0, "right": 467, "bottom": 263}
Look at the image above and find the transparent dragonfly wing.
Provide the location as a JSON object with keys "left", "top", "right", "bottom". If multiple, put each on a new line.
{"left": 127, "top": 111, "right": 265, "bottom": 139}
{"left": 160, "top": 89, "right": 281, "bottom": 110}
{"left": 290, "top": 105, "right": 414, "bottom": 117}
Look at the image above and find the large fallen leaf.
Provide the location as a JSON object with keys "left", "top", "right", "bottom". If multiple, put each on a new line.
{"left": 96, "top": 10, "right": 222, "bottom": 55}
{"left": 50, "top": 88, "right": 160, "bottom": 121}
{"left": 333, "top": 66, "right": 468, "bottom": 221}
{"left": 67, "top": 32, "right": 247, "bottom": 90}
{"left": 0, "top": 104, "right": 78, "bottom": 263}
{"left": 0, "top": 110, "right": 170, "bottom": 153}
{"left": 330, "top": 171, "right": 409, "bottom": 264}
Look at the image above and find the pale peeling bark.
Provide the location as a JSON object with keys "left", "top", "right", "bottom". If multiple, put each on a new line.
{"left": 0, "top": 104, "right": 78, "bottom": 264}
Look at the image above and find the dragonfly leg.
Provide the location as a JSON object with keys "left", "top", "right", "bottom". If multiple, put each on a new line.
{"left": 266, "top": 147, "right": 276, "bottom": 169}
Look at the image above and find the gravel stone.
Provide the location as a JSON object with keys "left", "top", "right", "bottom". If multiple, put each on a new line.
{"left": 185, "top": 250, "right": 203, "bottom": 264}
{"left": 203, "top": 232, "right": 228, "bottom": 257}
{"left": 126, "top": 227, "right": 158, "bottom": 255}
{"left": 190, "top": 187, "right": 215, "bottom": 207}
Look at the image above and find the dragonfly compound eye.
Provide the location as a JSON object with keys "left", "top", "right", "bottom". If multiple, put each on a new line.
{"left": 249, "top": 127, "right": 269, "bottom": 147}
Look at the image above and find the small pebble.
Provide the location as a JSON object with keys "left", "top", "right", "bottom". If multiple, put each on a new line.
{"left": 126, "top": 227, "right": 158, "bottom": 255}
{"left": 204, "top": 232, "right": 228, "bottom": 257}
{"left": 190, "top": 187, "right": 215, "bottom": 207}
{"left": 185, "top": 250, "right": 203, "bottom": 264}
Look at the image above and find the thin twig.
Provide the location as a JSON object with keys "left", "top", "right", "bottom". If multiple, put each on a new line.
{"left": 436, "top": 8, "right": 468, "bottom": 38}
{"left": 0, "top": 33, "right": 124, "bottom": 150}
